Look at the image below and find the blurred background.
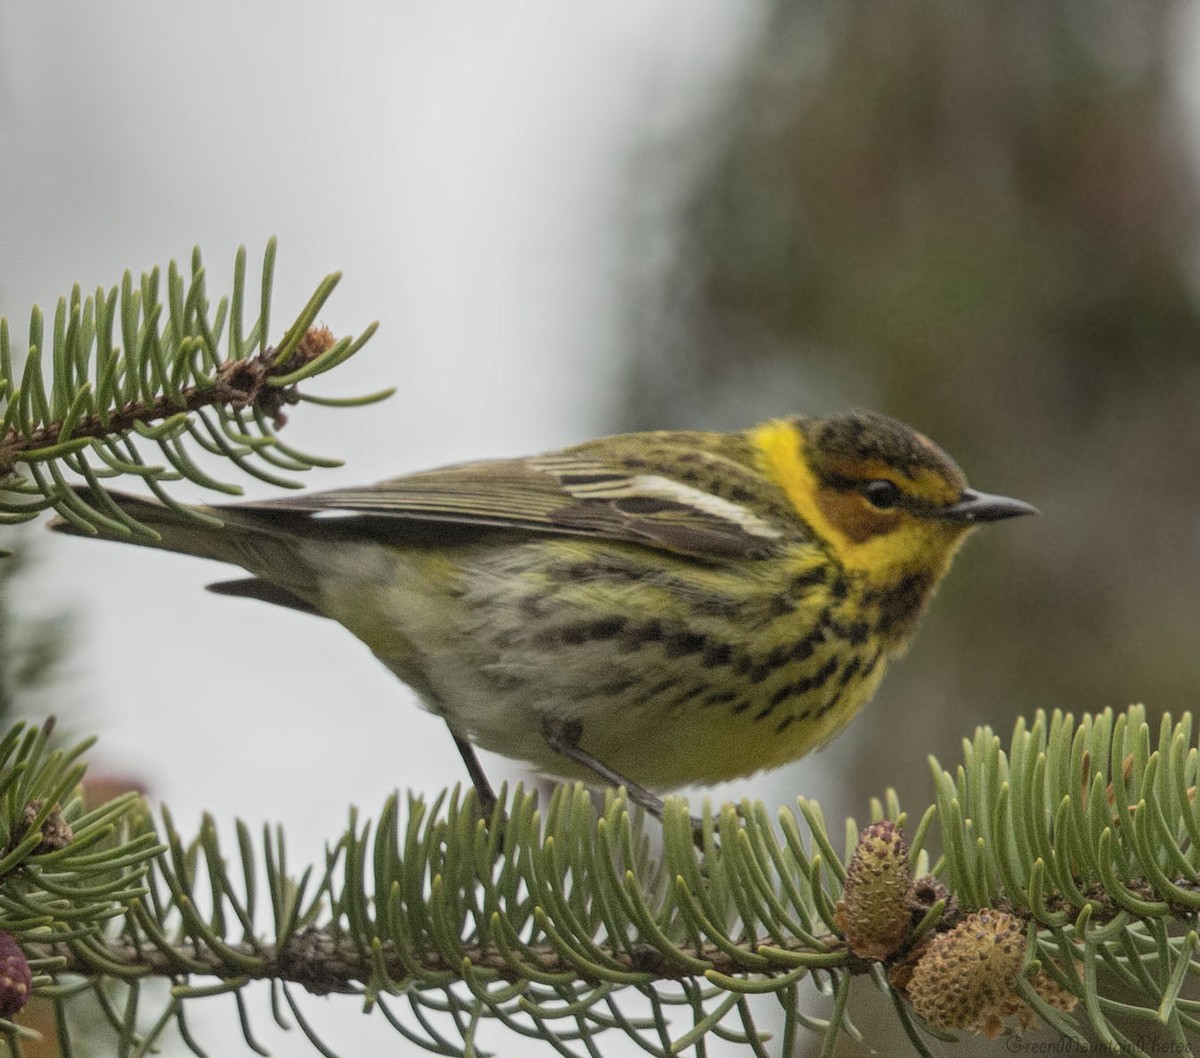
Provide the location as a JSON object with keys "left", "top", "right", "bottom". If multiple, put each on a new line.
{"left": 3, "top": 3, "right": 1199, "bottom": 1055}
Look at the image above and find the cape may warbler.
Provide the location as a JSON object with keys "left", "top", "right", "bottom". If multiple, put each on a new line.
{"left": 52, "top": 410, "right": 1034, "bottom": 816}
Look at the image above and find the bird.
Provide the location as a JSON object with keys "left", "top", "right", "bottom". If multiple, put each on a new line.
{"left": 50, "top": 409, "right": 1035, "bottom": 819}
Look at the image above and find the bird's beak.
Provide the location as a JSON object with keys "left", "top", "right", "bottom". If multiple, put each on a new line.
{"left": 937, "top": 489, "right": 1038, "bottom": 523}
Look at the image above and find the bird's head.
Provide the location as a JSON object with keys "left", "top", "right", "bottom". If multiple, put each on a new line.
{"left": 755, "top": 410, "right": 1036, "bottom": 583}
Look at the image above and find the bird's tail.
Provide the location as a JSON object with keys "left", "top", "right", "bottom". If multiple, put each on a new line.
{"left": 50, "top": 489, "right": 332, "bottom": 617}
{"left": 48, "top": 487, "right": 333, "bottom": 615}
{"left": 48, "top": 489, "right": 259, "bottom": 564}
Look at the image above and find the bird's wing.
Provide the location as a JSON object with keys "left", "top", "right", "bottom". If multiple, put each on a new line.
{"left": 228, "top": 452, "right": 789, "bottom": 560}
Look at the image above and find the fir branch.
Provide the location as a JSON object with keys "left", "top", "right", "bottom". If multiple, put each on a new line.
{"left": 0, "top": 324, "right": 336, "bottom": 471}
{"left": 0, "top": 242, "right": 389, "bottom": 541}
{"left": 2, "top": 709, "right": 1200, "bottom": 1056}
{"left": 31, "top": 928, "right": 865, "bottom": 994}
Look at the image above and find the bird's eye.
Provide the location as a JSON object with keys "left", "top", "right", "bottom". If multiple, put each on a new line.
{"left": 860, "top": 480, "right": 901, "bottom": 510}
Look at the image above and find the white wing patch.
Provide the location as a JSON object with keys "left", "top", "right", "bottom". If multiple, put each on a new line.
{"left": 547, "top": 468, "right": 784, "bottom": 541}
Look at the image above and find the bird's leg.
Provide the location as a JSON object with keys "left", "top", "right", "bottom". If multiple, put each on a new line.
{"left": 542, "top": 718, "right": 711, "bottom": 848}
{"left": 450, "top": 730, "right": 498, "bottom": 820}
{"left": 541, "top": 716, "right": 671, "bottom": 821}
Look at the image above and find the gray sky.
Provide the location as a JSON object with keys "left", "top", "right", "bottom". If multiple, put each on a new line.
{"left": 1, "top": 4, "right": 767, "bottom": 1054}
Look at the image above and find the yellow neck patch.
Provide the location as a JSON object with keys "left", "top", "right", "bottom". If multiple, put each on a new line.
{"left": 751, "top": 419, "right": 966, "bottom": 578}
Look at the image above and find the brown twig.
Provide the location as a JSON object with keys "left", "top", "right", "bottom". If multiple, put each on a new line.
{"left": 33, "top": 928, "right": 862, "bottom": 997}
{"left": 0, "top": 325, "right": 335, "bottom": 476}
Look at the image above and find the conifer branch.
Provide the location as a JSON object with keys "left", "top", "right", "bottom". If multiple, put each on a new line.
{"left": 0, "top": 707, "right": 1198, "bottom": 1056}
{"left": 31, "top": 928, "right": 863, "bottom": 993}
{"left": 0, "top": 242, "right": 387, "bottom": 544}
{"left": 0, "top": 323, "right": 336, "bottom": 462}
